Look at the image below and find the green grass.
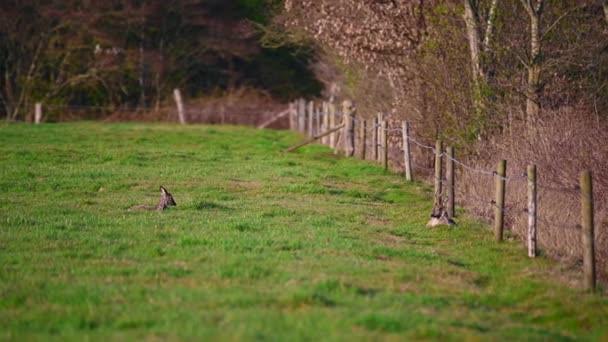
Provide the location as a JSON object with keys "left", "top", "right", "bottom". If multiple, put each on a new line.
{"left": 0, "top": 122, "right": 606, "bottom": 341}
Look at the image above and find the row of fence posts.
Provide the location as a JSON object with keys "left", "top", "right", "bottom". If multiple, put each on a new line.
{"left": 30, "top": 88, "right": 188, "bottom": 125}
{"left": 287, "top": 98, "right": 598, "bottom": 292}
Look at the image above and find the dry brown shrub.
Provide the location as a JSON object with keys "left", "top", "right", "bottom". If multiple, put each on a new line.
{"left": 104, "top": 87, "right": 288, "bottom": 127}
{"left": 184, "top": 88, "right": 288, "bottom": 128}
{"left": 457, "top": 107, "right": 608, "bottom": 286}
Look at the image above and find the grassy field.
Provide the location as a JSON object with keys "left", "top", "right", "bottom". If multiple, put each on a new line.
{"left": 0, "top": 122, "right": 607, "bottom": 341}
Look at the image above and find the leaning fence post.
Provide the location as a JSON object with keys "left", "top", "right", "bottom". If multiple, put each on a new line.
{"left": 381, "top": 119, "right": 388, "bottom": 170}
{"left": 402, "top": 121, "right": 413, "bottom": 181}
{"left": 581, "top": 170, "right": 596, "bottom": 291}
{"left": 528, "top": 165, "right": 537, "bottom": 257}
{"left": 494, "top": 160, "right": 507, "bottom": 242}
{"left": 34, "top": 103, "right": 42, "bottom": 124}
{"left": 447, "top": 146, "right": 455, "bottom": 219}
{"left": 173, "top": 88, "right": 186, "bottom": 124}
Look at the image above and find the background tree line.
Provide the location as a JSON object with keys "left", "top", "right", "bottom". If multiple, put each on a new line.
{"left": 0, "top": 0, "right": 321, "bottom": 121}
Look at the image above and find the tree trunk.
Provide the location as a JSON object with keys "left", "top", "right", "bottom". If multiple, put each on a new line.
{"left": 463, "top": 0, "right": 499, "bottom": 131}
{"left": 527, "top": 16, "right": 541, "bottom": 123}
{"left": 604, "top": 0, "right": 608, "bottom": 26}
{"left": 463, "top": 0, "right": 483, "bottom": 82}
{"left": 520, "top": 0, "right": 544, "bottom": 127}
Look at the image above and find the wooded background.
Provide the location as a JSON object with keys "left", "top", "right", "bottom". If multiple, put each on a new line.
{"left": 0, "top": 0, "right": 321, "bottom": 121}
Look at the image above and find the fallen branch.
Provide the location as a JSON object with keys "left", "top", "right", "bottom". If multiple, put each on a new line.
{"left": 258, "top": 109, "right": 290, "bottom": 129}
{"left": 284, "top": 123, "right": 346, "bottom": 152}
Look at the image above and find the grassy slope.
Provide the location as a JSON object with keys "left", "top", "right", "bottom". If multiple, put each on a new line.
{"left": 0, "top": 122, "right": 606, "bottom": 341}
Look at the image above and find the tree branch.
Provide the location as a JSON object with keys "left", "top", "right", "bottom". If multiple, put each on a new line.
{"left": 541, "top": 5, "right": 582, "bottom": 42}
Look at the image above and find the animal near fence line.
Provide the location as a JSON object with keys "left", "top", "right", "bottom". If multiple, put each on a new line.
{"left": 29, "top": 94, "right": 601, "bottom": 291}
{"left": 281, "top": 98, "right": 600, "bottom": 292}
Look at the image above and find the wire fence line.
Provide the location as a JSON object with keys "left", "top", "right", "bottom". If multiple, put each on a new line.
{"left": 288, "top": 98, "right": 602, "bottom": 291}
{"left": 34, "top": 102, "right": 285, "bottom": 126}
{"left": 26, "top": 97, "right": 604, "bottom": 290}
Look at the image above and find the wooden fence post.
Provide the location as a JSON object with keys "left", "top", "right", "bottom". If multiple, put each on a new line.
{"left": 357, "top": 119, "right": 367, "bottom": 159}
{"left": 34, "top": 103, "right": 42, "bottom": 124}
{"left": 329, "top": 102, "right": 337, "bottom": 148}
{"left": 447, "top": 146, "right": 455, "bottom": 218}
{"left": 376, "top": 113, "right": 384, "bottom": 163}
{"left": 173, "top": 88, "right": 186, "bottom": 124}
{"left": 494, "top": 160, "right": 507, "bottom": 242}
{"left": 402, "top": 121, "right": 413, "bottom": 181}
{"left": 372, "top": 117, "right": 378, "bottom": 161}
{"left": 381, "top": 119, "right": 388, "bottom": 170}
{"left": 581, "top": 170, "right": 596, "bottom": 291}
{"left": 307, "top": 101, "right": 314, "bottom": 137}
{"left": 342, "top": 100, "right": 354, "bottom": 157}
{"left": 315, "top": 105, "right": 321, "bottom": 137}
{"left": 333, "top": 104, "right": 342, "bottom": 155}
{"left": 289, "top": 102, "right": 296, "bottom": 130}
{"left": 433, "top": 140, "right": 443, "bottom": 208}
{"left": 322, "top": 102, "right": 329, "bottom": 145}
{"left": 298, "top": 99, "right": 306, "bottom": 133}
{"left": 528, "top": 165, "right": 537, "bottom": 257}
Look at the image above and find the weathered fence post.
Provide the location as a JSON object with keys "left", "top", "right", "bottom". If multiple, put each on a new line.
{"left": 329, "top": 102, "right": 337, "bottom": 149}
{"left": 376, "top": 113, "right": 384, "bottom": 163}
{"left": 447, "top": 146, "right": 455, "bottom": 219}
{"left": 322, "top": 102, "right": 329, "bottom": 145}
{"left": 342, "top": 100, "right": 354, "bottom": 157}
{"left": 307, "top": 101, "right": 314, "bottom": 137}
{"left": 298, "top": 99, "right": 306, "bottom": 133}
{"left": 581, "top": 170, "right": 596, "bottom": 291}
{"left": 372, "top": 117, "right": 378, "bottom": 161}
{"left": 315, "top": 105, "right": 321, "bottom": 137}
{"left": 433, "top": 140, "right": 443, "bottom": 207}
{"left": 381, "top": 119, "right": 388, "bottom": 170}
{"left": 527, "top": 165, "right": 537, "bottom": 257}
{"left": 494, "top": 160, "right": 507, "bottom": 242}
{"left": 357, "top": 119, "right": 367, "bottom": 159}
{"left": 173, "top": 88, "right": 186, "bottom": 124}
{"left": 333, "top": 103, "right": 342, "bottom": 155}
{"left": 34, "top": 103, "right": 42, "bottom": 124}
{"left": 402, "top": 121, "right": 413, "bottom": 182}
{"left": 289, "top": 102, "right": 296, "bottom": 130}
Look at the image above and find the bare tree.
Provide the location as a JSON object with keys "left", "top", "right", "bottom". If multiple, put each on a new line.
{"left": 463, "top": 0, "right": 499, "bottom": 123}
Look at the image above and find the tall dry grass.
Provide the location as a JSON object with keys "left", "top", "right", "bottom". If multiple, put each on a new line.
{"left": 458, "top": 108, "right": 608, "bottom": 286}
{"left": 353, "top": 107, "right": 607, "bottom": 286}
